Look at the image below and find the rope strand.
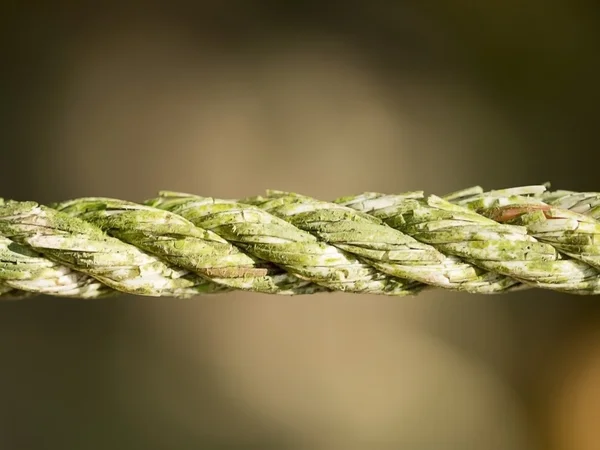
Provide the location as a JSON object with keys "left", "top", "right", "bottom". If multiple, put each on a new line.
{"left": 1, "top": 185, "right": 598, "bottom": 299}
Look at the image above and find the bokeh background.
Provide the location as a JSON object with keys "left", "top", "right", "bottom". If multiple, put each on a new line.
{"left": 2, "top": 2, "right": 600, "bottom": 449}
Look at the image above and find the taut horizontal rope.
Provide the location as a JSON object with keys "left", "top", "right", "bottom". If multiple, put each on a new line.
{"left": 0, "top": 185, "right": 599, "bottom": 299}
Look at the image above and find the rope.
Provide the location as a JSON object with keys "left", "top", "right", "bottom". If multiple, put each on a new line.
{"left": 0, "top": 185, "right": 599, "bottom": 299}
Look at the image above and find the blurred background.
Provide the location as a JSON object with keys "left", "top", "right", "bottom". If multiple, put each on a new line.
{"left": 2, "top": 1, "right": 600, "bottom": 449}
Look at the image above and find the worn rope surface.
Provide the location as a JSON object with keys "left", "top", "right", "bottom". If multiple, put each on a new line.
{"left": 0, "top": 185, "right": 599, "bottom": 299}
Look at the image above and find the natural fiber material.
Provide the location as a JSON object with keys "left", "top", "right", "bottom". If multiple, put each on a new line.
{"left": 0, "top": 185, "right": 599, "bottom": 299}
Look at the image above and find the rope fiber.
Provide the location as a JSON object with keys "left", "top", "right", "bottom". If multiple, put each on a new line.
{"left": 1, "top": 185, "right": 599, "bottom": 299}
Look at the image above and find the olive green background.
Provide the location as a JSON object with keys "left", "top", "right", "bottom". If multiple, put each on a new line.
{"left": 2, "top": 2, "right": 600, "bottom": 449}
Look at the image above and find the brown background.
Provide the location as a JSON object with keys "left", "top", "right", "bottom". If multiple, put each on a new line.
{"left": 1, "top": 2, "right": 600, "bottom": 449}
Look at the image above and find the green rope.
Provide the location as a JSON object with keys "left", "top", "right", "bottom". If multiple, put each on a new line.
{"left": 0, "top": 185, "right": 599, "bottom": 299}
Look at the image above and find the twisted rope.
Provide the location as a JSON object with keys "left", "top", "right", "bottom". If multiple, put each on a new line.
{"left": 1, "top": 185, "right": 599, "bottom": 299}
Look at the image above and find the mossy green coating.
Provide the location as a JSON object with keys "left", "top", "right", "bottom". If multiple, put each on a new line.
{"left": 457, "top": 194, "right": 600, "bottom": 270}
{"left": 55, "top": 197, "right": 321, "bottom": 295}
{"left": 248, "top": 191, "right": 519, "bottom": 293}
{"left": 0, "top": 234, "right": 112, "bottom": 298}
{"left": 0, "top": 201, "right": 214, "bottom": 297}
{"left": 448, "top": 187, "right": 600, "bottom": 293}
{"left": 147, "top": 192, "right": 419, "bottom": 295}
{"left": 338, "top": 189, "right": 600, "bottom": 294}
{"left": 0, "top": 185, "right": 600, "bottom": 299}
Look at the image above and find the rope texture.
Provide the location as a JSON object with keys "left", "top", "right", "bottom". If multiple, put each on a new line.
{"left": 1, "top": 185, "right": 599, "bottom": 299}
